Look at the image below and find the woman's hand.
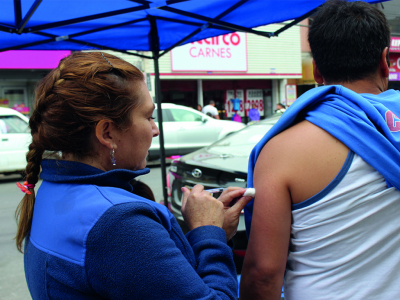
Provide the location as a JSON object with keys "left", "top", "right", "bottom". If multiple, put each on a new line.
{"left": 218, "top": 187, "right": 253, "bottom": 241}
{"left": 181, "top": 185, "right": 225, "bottom": 231}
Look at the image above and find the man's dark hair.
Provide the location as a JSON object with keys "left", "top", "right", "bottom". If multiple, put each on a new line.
{"left": 309, "top": 0, "right": 390, "bottom": 83}
{"left": 209, "top": 100, "right": 215, "bottom": 105}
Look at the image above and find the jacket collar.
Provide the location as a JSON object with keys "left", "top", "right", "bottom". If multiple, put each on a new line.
{"left": 40, "top": 159, "right": 150, "bottom": 192}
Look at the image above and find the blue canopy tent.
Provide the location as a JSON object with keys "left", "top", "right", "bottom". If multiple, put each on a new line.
{"left": 0, "top": 0, "right": 386, "bottom": 204}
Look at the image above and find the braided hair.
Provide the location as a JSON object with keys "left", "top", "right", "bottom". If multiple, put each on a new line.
{"left": 15, "top": 52, "right": 144, "bottom": 252}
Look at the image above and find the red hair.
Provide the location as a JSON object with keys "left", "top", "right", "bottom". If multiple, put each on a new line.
{"left": 15, "top": 52, "right": 144, "bottom": 252}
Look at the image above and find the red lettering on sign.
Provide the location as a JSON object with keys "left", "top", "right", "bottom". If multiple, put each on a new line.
{"left": 223, "top": 34, "right": 229, "bottom": 45}
{"left": 226, "top": 48, "right": 231, "bottom": 58}
{"left": 204, "top": 38, "right": 211, "bottom": 45}
{"left": 189, "top": 47, "right": 197, "bottom": 57}
{"left": 187, "top": 46, "right": 235, "bottom": 58}
{"left": 230, "top": 33, "right": 240, "bottom": 45}
{"left": 212, "top": 48, "right": 219, "bottom": 57}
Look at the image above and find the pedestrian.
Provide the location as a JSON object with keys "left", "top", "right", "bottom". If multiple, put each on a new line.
{"left": 231, "top": 110, "right": 242, "bottom": 123}
{"left": 197, "top": 104, "right": 202, "bottom": 111}
{"left": 275, "top": 102, "right": 286, "bottom": 113}
{"left": 248, "top": 104, "right": 260, "bottom": 122}
{"left": 202, "top": 100, "right": 220, "bottom": 119}
{"left": 15, "top": 52, "right": 252, "bottom": 300}
{"left": 241, "top": 1, "right": 400, "bottom": 299}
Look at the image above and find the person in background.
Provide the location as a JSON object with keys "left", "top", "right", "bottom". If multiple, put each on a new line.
{"left": 15, "top": 52, "right": 252, "bottom": 300}
{"left": 241, "top": 1, "right": 400, "bottom": 299}
{"left": 275, "top": 102, "right": 286, "bottom": 113}
{"left": 248, "top": 104, "right": 260, "bottom": 122}
{"left": 197, "top": 104, "right": 202, "bottom": 112}
{"left": 202, "top": 100, "right": 220, "bottom": 119}
{"left": 231, "top": 110, "right": 242, "bottom": 123}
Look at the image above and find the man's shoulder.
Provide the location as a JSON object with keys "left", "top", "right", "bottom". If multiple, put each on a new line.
{"left": 259, "top": 120, "right": 349, "bottom": 203}
{"left": 269, "top": 120, "right": 345, "bottom": 156}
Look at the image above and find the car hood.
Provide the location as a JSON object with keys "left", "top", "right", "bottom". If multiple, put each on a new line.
{"left": 177, "top": 117, "right": 281, "bottom": 173}
{"left": 179, "top": 144, "right": 251, "bottom": 173}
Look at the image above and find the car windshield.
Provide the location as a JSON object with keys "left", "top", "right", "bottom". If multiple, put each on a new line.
{"left": 0, "top": 115, "right": 29, "bottom": 134}
{"left": 207, "top": 117, "right": 280, "bottom": 155}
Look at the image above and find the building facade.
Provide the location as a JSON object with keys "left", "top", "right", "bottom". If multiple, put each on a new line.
{"left": 143, "top": 23, "right": 302, "bottom": 121}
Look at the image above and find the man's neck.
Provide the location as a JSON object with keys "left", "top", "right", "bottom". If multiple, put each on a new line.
{"left": 326, "top": 77, "right": 387, "bottom": 95}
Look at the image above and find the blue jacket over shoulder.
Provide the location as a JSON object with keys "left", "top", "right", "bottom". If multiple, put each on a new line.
{"left": 25, "top": 159, "right": 238, "bottom": 300}
{"left": 245, "top": 85, "right": 400, "bottom": 236}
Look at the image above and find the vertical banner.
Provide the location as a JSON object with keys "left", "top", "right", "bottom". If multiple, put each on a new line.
{"left": 245, "top": 89, "right": 264, "bottom": 117}
{"left": 225, "top": 90, "right": 235, "bottom": 118}
{"left": 286, "top": 85, "right": 297, "bottom": 106}
{"left": 235, "top": 90, "right": 245, "bottom": 117}
{"left": 225, "top": 90, "right": 245, "bottom": 118}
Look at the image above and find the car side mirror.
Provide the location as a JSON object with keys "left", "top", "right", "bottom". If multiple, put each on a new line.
{"left": 202, "top": 117, "right": 208, "bottom": 123}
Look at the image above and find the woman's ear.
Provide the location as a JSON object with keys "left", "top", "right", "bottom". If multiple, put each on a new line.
{"left": 95, "top": 120, "right": 117, "bottom": 150}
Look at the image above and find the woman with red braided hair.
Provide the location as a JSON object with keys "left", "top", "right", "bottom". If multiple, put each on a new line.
{"left": 15, "top": 52, "right": 252, "bottom": 300}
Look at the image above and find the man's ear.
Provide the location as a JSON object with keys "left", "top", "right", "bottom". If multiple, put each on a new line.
{"left": 312, "top": 59, "right": 324, "bottom": 84}
{"left": 95, "top": 120, "right": 117, "bottom": 150}
{"left": 380, "top": 47, "right": 390, "bottom": 79}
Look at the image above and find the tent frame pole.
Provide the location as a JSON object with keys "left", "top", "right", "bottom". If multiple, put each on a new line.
{"left": 150, "top": 16, "right": 169, "bottom": 207}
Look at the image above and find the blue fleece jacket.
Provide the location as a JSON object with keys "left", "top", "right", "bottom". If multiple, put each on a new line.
{"left": 25, "top": 159, "right": 238, "bottom": 300}
{"left": 245, "top": 85, "right": 400, "bottom": 236}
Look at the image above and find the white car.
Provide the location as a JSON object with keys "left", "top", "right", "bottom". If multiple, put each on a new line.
{"left": 0, "top": 108, "right": 31, "bottom": 175}
{"left": 149, "top": 103, "right": 246, "bottom": 160}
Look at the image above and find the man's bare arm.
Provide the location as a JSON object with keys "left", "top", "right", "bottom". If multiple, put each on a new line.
{"left": 240, "top": 131, "right": 292, "bottom": 300}
{"left": 240, "top": 121, "right": 349, "bottom": 299}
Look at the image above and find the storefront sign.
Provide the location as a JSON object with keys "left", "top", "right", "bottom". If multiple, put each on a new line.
{"left": 171, "top": 32, "right": 247, "bottom": 71}
{"left": 389, "top": 53, "right": 400, "bottom": 81}
{"left": 0, "top": 50, "right": 71, "bottom": 69}
{"left": 389, "top": 73, "right": 400, "bottom": 81}
{"left": 391, "top": 37, "right": 400, "bottom": 53}
{"left": 246, "top": 89, "right": 264, "bottom": 117}
{"left": 11, "top": 104, "right": 29, "bottom": 114}
{"left": 0, "top": 99, "right": 9, "bottom": 107}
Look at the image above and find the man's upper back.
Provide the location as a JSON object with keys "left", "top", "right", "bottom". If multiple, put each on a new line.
{"left": 202, "top": 104, "right": 218, "bottom": 117}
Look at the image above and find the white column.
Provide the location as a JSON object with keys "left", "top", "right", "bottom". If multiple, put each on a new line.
{"left": 197, "top": 79, "right": 203, "bottom": 107}
{"left": 279, "top": 79, "right": 288, "bottom": 106}
{"left": 272, "top": 79, "right": 279, "bottom": 112}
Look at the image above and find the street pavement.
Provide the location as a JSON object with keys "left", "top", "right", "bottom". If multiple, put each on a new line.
{"left": 0, "top": 174, "right": 32, "bottom": 300}
{"left": 0, "top": 166, "right": 163, "bottom": 300}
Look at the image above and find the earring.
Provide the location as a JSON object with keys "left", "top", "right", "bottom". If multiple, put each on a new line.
{"left": 110, "top": 147, "right": 116, "bottom": 166}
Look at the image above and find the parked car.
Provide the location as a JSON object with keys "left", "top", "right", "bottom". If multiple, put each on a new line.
{"left": 166, "top": 114, "right": 281, "bottom": 272}
{"left": 148, "top": 103, "right": 246, "bottom": 160}
{"left": 0, "top": 107, "right": 31, "bottom": 176}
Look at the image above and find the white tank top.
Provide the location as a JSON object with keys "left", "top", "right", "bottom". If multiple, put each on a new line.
{"left": 284, "top": 151, "right": 400, "bottom": 300}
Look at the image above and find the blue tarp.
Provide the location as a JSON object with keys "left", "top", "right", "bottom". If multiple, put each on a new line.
{"left": 0, "top": 0, "right": 387, "bottom": 53}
